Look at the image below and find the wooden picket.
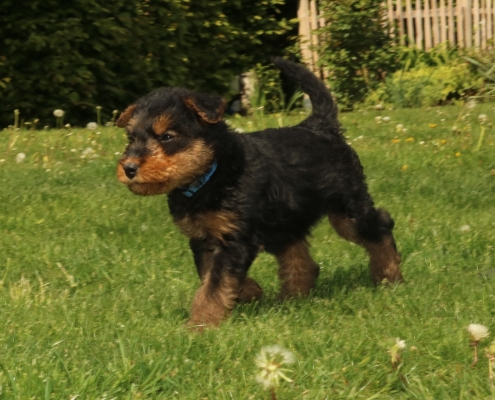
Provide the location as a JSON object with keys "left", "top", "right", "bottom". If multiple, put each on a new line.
{"left": 298, "top": 0, "right": 495, "bottom": 75}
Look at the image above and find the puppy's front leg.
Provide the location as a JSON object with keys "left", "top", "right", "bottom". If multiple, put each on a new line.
{"left": 187, "top": 245, "right": 245, "bottom": 328}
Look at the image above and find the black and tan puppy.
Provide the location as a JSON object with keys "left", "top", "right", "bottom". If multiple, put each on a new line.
{"left": 116, "top": 58, "right": 402, "bottom": 328}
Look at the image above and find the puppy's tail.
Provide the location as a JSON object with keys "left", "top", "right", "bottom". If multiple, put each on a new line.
{"left": 272, "top": 56, "right": 336, "bottom": 121}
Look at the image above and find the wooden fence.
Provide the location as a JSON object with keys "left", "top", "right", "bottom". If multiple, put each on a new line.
{"left": 299, "top": 0, "right": 495, "bottom": 75}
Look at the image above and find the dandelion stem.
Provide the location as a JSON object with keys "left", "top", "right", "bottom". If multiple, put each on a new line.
{"left": 472, "top": 342, "right": 479, "bottom": 367}
{"left": 14, "top": 110, "right": 19, "bottom": 130}
{"left": 270, "top": 387, "right": 277, "bottom": 400}
{"left": 96, "top": 106, "right": 102, "bottom": 127}
{"left": 475, "top": 126, "right": 486, "bottom": 152}
{"left": 489, "top": 358, "right": 494, "bottom": 389}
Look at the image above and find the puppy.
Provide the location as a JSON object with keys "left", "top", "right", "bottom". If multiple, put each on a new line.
{"left": 116, "top": 57, "right": 402, "bottom": 328}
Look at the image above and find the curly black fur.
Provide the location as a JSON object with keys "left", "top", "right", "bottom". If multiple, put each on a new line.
{"left": 117, "top": 57, "right": 402, "bottom": 328}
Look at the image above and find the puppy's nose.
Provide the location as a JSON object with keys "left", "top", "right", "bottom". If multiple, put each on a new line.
{"left": 123, "top": 162, "right": 139, "bottom": 179}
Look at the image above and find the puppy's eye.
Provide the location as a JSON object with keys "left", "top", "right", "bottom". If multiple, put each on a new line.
{"left": 160, "top": 133, "right": 175, "bottom": 142}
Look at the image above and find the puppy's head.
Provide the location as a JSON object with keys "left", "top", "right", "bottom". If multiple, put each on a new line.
{"left": 116, "top": 88, "right": 226, "bottom": 196}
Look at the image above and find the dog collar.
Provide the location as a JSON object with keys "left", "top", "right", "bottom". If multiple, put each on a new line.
{"left": 180, "top": 161, "right": 218, "bottom": 197}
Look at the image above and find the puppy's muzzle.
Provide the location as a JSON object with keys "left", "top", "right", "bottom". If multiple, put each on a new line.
{"left": 123, "top": 162, "right": 139, "bottom": 179}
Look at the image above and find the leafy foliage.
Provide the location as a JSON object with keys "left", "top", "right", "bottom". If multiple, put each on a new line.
{"left": 0, "top": 0, "right": 290, "bottom": 127}
{"left": 464, "top": 50, "right": 495, "bottom": 99}
{"left": 365, "top": 46, "right": 483, "bottom": 108}
{"left": 317, "top": 0, "right": 398, "bottom": 108}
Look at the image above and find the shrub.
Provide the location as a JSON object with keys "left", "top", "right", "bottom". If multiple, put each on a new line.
{"left": 317, "top": 0, "right": 398, "bottom": 108}
{"left": 0, "top": 0, "right": 291, "bottom": 127}
{"left": 365, "top": 54, "right": 483, "bottom": 108}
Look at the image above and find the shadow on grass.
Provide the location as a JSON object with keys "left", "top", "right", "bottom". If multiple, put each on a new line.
{"left": 229, "top": 264, "right": 375, "bottom": 321}
{"left": 314, "top": 263, "right": 375, "bottom": 298}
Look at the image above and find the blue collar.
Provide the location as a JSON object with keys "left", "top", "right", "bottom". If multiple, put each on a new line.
{"left": 180, "top": 161, "right": 218, "bottom": 197}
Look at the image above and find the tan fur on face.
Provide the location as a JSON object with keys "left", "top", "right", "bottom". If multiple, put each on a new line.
{"left": 184, "top": 98, "right": 226, "bottom": 124}
{"left": 188, "top": 272, "right": 238, "bottom": 327}
{"left": 152, "top": 114, "right": 173, "bottom": 135}
{"left": 174, "top": 211, "right": 239, "bottom": 242}
{"left": 117, "top": 139, "right": 214, "bottom": 195}
{"left": 329, "top": 214, "right": 402, "bottom": 284}
{"left": 116, "top": 105, "right": 136, "bottom": 128}
{"left": 277, "top": 239, "right": 319, "bottom": 298}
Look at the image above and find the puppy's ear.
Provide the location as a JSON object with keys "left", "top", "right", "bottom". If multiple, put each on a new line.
{"left": 116, "top": 105, "right": 136, "bottom": 127}
{"left": 184, "top": 93, "right": 226, "bottom": 124}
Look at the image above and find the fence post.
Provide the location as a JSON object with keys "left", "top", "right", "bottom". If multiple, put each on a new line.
{"left": 466, "top": 0, "right": 473, "bottom": 47}
{"left": 406, "top": 0, "right": 414, "bottom": 45}
{"left": 487, "top": 0, "right": 493, "bottom": 43}
{"left": 440, "top": 0, "right": 447, "bottom": 44}
{"left": 448, "top": 0, "right": 455, "bottom": 44}
{"left": 416, "top": 0, "right": 424, "bottom": 48}
{"left": 298, "top": 0, "right": 314, "bottom": 72}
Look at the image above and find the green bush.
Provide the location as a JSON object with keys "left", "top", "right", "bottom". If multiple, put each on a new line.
{"left": 0, "top": 0, "right": 291, "bottom": 127}
{"left": 317, "top": 0, "right": 398, "bottom": 108}
{"left": 365, "top": 61, "right": 483, "bottom": 108}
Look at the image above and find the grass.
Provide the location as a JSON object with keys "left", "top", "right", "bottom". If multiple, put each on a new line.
{"left": 0, "top": 103, "right": 494, "bottom": 399}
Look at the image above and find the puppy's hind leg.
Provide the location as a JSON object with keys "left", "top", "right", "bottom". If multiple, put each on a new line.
{"left": 276, "top": 239, "right": 320, "bottom": 299}
{"left": 329, "top": 209, "right": 402, "bottom": 284}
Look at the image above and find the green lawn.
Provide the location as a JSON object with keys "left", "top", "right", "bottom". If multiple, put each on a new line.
{"left": 1, "top": 104, "right": 494, "bottom": 399}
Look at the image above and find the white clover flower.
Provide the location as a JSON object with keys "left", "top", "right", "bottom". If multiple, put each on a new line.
{"left": 468, "top": 324, "right": 490, "bottom": 342}
{"left": 460, "top": 225, "right": 471, "bottom": 232}
{"left": 255, "top": 345, "right": 295, "bottom": 389}
{"left": 396, "top": 124, "right": 404, "bottom": 130}
{"left": 81, "top": 147, "right": 95, "bottom": 158}
{"left": 64, "top": 123, "right": 71, "bottom": 128}
{"left": 374, "top": 103, "right": 385, "bottom": 110}
{"left": 467, "top": 100, "right": 477, "bottom": 109}
{"left": 478, "top": 114, "right": 487, "bottom": 123}
{"left": 15, "top": 153, "right": 26, "bottom": 163}
{"left": 86, "top": 122, "right": 98, "bottom": 130}
{"left": 53, "top": 109, "right": 65, "bottom": 117}
{"left": 395, "top": 338, "right": 406, "bottom": 350}
{"left": 235, "top": 128, "right": 245, "bottom": 133}
{"left": 383, "top": 116, "right": 391, "bottom": 122}
{"left": 374, "top": 116, "right": 382, "bottom": 122}
{"left": 388, "top": 337, "right": 406, "bottom": 367}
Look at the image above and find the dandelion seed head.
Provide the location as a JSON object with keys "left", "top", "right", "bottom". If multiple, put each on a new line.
{"left": 478, "top": 114, "right": 487, "bottom": 123}
{"left": 460, "top": 224, "right": 471, "bottom": 232}
{"left": 396, "top": 338, "right": 406, "bottom": 349}
{"left": 255, "top": 345, "right": 295, "bottom": 389}
{"left": 383, "top": 116, "right": 391, "bottom": 122}
{"left": 86, "top": 122, "right": 98, "bottom": 130}
{"left": 53, "top": 109, "right": 65, "bottom": 117}
{"left": 15, "top": 153, "right": 26, "bottom": 163}
{"left": 468, "top": 324, "right": 490, "bottom": 342}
